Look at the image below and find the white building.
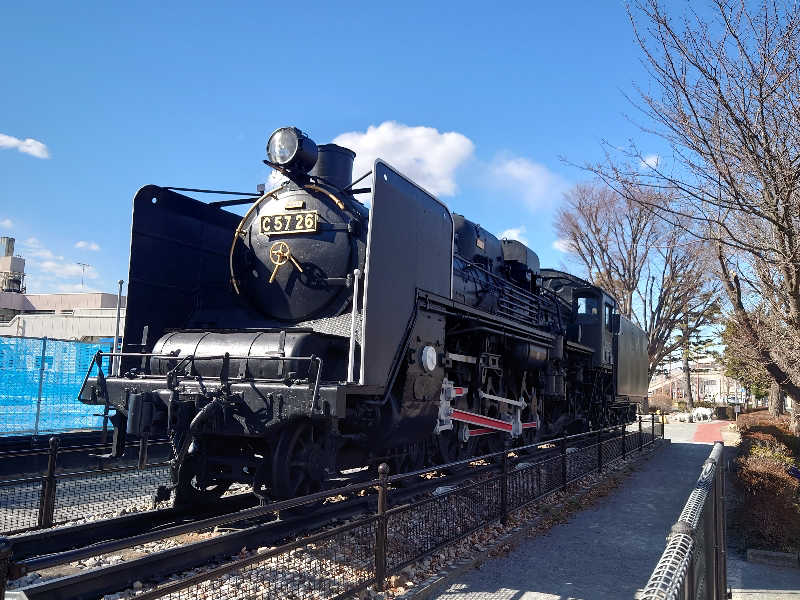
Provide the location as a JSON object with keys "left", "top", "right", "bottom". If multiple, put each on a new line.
{"left": 0, "top": 237, "right": 125, "bottom": 341}
{"left": 648, "top": 358, "right": 745, "bottom": 405}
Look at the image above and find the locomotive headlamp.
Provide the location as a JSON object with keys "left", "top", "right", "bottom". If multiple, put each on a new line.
{"left": 266, "top": 127, "right": 318, "bottom": 174}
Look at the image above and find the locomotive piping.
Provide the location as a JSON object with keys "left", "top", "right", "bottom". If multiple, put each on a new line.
{"left": 228, "top": 186, "right": 283, "bottom": 295}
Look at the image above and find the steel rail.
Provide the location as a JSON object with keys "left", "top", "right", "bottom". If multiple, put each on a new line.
{"left": 8, "top": 465, "right": 497, "bottom": 600}
{"left": 8, "top": 494, "right": 259, "bottom": 567}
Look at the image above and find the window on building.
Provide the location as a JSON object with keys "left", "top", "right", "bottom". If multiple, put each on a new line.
{"left": 605, "top": 303, "right": 613, "bottom": 331}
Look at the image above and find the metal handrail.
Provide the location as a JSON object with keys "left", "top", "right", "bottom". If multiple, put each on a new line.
{"left": 641, "top": 441, "right": 726, "bottom": 600}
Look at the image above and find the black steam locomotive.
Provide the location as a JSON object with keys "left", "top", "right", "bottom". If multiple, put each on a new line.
{"left": 79, "top": 126, "right": 648, "bottom": 504}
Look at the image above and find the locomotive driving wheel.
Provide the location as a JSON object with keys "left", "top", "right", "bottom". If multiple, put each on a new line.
{"left": 174, "top": 453, "right": 232, "bottom": 506}
{"left": 271, "top": 421, "right": 330, "bottom": 499}
{"left": 436, "top": 424, "right": 477, "bottom": 467}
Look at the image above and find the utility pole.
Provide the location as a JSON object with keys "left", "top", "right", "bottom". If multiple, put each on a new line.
{"left": 76, "top": 262, "right": 91, "bottom": 290}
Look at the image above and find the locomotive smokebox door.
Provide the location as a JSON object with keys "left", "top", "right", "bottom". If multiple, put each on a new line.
{"left": 360, "top": 160, "right": 453, "bottom": 388}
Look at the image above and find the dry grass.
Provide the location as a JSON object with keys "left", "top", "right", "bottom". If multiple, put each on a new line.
{"left": 731, "top": 410, "right": 800, "bottom": 552}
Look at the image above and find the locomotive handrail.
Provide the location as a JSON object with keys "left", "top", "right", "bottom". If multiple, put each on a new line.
{"left": 457, "top": 258, "right": 564, "bottom": 330}
{"left": 99, "top": 351, "right": 319, "bottom": 361}
{"left": 90, "top": 351, "right": 324, "bottom": 399}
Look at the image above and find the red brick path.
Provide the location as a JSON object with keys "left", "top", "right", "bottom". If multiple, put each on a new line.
{"left": 693, "top": 420, "right": 727, "bottom": 443}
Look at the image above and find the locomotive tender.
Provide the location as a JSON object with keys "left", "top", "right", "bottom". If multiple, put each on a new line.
{"left": 79, "top": 126, "right": 648, "bottom": 504}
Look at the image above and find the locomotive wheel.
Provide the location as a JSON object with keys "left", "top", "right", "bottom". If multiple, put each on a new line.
{"left": 396, "top": 440, "right": 427, "bottom": 474}
{"left": 174, "top": 454, "right": 231, "bottom": 506}
{"left": 477, "top": 433, "right": 505, "bottom": 460}
{"left": 436, "top": 426, "right": 476, "bottom": 467}
{"left": 271, "top": 422, "right": 328, "bottom": 499}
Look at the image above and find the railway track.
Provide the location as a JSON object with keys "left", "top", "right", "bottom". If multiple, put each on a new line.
{"left": 4, "top": 427, "right": 633, "bottom": 600}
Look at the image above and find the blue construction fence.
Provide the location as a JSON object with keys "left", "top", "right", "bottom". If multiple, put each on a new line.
{"left": 0, "top": 335, "right": 113, "bottom": 436}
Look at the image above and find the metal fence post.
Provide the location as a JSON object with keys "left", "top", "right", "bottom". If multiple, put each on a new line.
{"left": 651, "top": 413, "right": 655, "bottom": 441}
{"left": 536, "top": 461, "right": 542, "bottom": 497}
{"left": 0, "top": 536, "right": 11, "bottom": 598}
{"left": 712, "top": 459, "right": 721, "bottom": 600}
{"left": 100, "top": 399, "right": 110, "bottom": 446}
{"left": 620, "top": 425, "right": 626, "bottom": 461}
{"left": 33, "top": 337, "right": 48, "bottom": 437}
{"left": 683, "top": 551, "right": 695, "bottom": 599}
{"left": 560, "top": 436, "right": 567, "bottom": 487}
{"left": 374, "top": 463, "right": 389, "bottom": 592}
{"left": 138, "top": 433, "right": 150, "bottom": 470}
{"left": 112, "top": 279, "right": 124, "bottom": 377}
{"left": 501, "top": 442, "right": 510, "bottom": 525}
{"left": 37, "top": 436, "right": 59, "bottom": 529}
{"left": 597, "top": 429, "right": 603, "bottom": 472}
{"left": 638, "top": 416, "right": 643, "bottom": 451}
{"left": 719, "top": 449, "right": 728, "bottom": 599}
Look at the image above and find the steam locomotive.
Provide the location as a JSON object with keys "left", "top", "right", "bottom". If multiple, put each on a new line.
{"left": 79, "top": 126, "right": 648, "bottom": 505}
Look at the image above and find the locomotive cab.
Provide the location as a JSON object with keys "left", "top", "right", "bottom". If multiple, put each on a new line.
{"left": 573, "top": 288, "right": 615, "bottom": 369}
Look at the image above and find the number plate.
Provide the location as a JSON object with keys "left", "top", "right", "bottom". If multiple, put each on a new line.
{"left": 260, "top": 211, "right": 318, "bottom": 235}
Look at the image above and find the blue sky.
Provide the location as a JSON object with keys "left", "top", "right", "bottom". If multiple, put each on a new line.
{"left": 0, "top": 1, "right": 678, "bottom": 295}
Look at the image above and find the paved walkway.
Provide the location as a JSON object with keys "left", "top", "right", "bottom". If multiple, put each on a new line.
{"left": 728, "top": 556, "right": 800, "bottom": 599}
{"left": 430, "top": 422, "right": 800, "bottom": 600}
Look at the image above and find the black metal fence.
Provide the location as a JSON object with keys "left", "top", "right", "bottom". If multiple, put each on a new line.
{"left": 641, "top": 441, "right": 727, "bottom": 600}
{"left": 94, "top": 417, "right": 664, "bottom": 600}
{"left": 0, "top": 437, "right": 172, "bottom": 535}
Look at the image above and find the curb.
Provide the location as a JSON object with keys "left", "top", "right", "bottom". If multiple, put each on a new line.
{"left": 746, "top": 548, "right": 800, "bottom": 569}
{"left": 396, "top": 438, "right": 668, "bottom": 600}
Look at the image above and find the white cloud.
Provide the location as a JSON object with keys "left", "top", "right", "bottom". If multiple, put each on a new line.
{"left": 21, "top": 237, "right": 63, "bottom": 261}
{"left": 0, "top": 133, "right": 50, "bottom": 159}
{"left": 489, "top": 155, "right": 570, "bottom": 211}
{"left": 498, "top": 226, "right": 529, "bottom": 246}
{"left": 39, "top": 260, "right": 99, "bottom": 279}
{"left": 267, "top": 170, "right": 289, "bottom": 189}
{"left": 552, "top": 238, "right": 573, "bottom": 253}
{"left": 333, "top": 121, "right": 474, "bottom": 197}
{"left": 640, "top": 154, "right": 659, "bottom": 169}
{"left": 0, "top": 218, "right": 11, "bottom": 229}
{"left": 17, "top": 237, "right": 101, "bottom": 292}
{"left": 75, "top": 240, "right": 101, "bottom": 251}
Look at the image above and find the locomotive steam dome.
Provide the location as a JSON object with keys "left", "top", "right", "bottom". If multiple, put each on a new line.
{"left": 231, "top": 136, "right": 366, "bottom": 322}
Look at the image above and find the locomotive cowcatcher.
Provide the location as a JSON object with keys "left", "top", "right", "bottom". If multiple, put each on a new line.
{"left": 79, "top": 126, "right": 648, "bottom": 505}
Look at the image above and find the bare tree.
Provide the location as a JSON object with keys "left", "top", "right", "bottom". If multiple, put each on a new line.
{"left": 768, "top": 381, "right": 785, "bottom": 417}
{"left": 680, "top": 317, "right": 694, "bottom": 410}
{"left": 592, "top": 1, "right": 800, "bottom": 419}
{"left": 556, "top": 181, "right": 719, "bottom": 381}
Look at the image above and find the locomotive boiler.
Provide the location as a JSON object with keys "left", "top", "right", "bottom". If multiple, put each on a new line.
{"left": 79, "top": 126, "right": 648, "bottom": 505}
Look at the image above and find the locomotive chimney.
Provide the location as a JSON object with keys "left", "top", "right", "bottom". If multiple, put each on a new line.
{"left": 309, "top": 144, "right": 355, "bottom": 190}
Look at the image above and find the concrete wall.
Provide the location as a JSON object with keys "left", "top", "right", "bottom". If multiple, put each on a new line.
{"left": 0, "top": 308, "right": 126, "bottom": 340}
{"left": 0, "top": 291, "right": 126, "bottom": 312}
{"left": 18, "top": 292, "right": 126, "bottom": 311}
{"left": 0, "top": 256, "right": 25, "bottom": 274}
{"left": 0, "top": 292, "right": 28, "bottom": 312}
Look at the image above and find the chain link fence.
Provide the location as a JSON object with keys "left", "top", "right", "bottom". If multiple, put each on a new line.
{"left": 641, "top": 441, "right": 727, "bottom": 600}
{"left": 0, "top": 437, "right": 172, "bottom": 535}
{"left": 0, "top": 335, "right": 112, "bottom": 436}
